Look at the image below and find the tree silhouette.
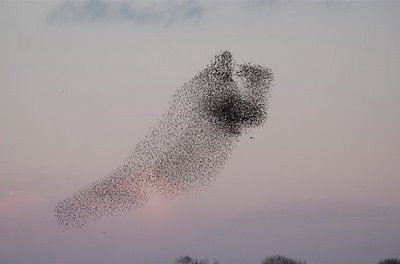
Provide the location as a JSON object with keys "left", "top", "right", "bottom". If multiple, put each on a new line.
{"left": 262, "top": 255, "right": 306, "bottom": 264}
{"left": 175, "top": 256, "right": 209, "bottom": 264}
{"left": 378, "top": 259, "right": 400, "bottom": 264}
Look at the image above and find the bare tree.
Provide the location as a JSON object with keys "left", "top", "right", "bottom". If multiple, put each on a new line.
{"left": 176, "top": 256, "right": 194, "bottom": 264}
{"left": 175, "top": 256, "right": 209, "bottom": 264}
{"left": 378, "top": 259, "right": 400, "bottom": 264}
{"left": 262, "top": 255, "right": 306, "bottom": 264}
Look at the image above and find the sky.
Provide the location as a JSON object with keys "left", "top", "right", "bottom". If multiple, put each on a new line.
{"left": 1, "top": 0, "right": 400, "bottom": 264}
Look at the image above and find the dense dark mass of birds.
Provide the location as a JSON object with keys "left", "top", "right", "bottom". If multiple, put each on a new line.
{"left": 54, "top": 51, "right": 274, "bottom": 228}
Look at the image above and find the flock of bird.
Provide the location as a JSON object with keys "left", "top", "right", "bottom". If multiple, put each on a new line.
{"left": 54, "top": 51, "right": 274, "bottom": 228}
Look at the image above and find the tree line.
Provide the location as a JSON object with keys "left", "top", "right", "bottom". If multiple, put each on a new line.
{"left": 174, "top": 255, "right": 400, "bottom": 264}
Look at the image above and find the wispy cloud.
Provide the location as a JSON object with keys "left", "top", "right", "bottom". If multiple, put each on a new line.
{"left": 47, "top": 0, "right": 206, "bottom": 25}
{"left": 237, "top": 200, "right": 400, "bottom": 224}
{"left": 0, "top": 190, "right": 52, "bottom": 219}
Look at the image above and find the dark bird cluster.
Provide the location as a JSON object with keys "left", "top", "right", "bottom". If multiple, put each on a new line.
{"left": 54, "top": 51, "right": 274, "bottom": 228}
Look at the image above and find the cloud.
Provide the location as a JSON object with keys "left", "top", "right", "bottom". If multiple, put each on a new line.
{"left": 237, "top": 200, "right": 400, "bottom": 224}
{"left": 0, "top": 190, "right": 52, "bottom": 219}
{"left": 47, "top": 0, "right": 206, "bottom": 25}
